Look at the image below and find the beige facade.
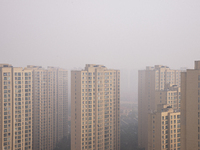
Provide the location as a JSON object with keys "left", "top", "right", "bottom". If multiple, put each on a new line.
{"left": 138, "top": 65, "right": 181, "bottom": 150}
{"left": 181, "top": 61, "right": 200, "bottom": 150}
{"left": 155, "top": 85, "right": 181, "bottom": 110}
{"left": 27, "top": 66, "right": 68, "bottom": 150}
{"left": 30, "top": 66, "right": 50, "bottom": 150}
{"left": 71, "top": 64, "right": 120, "bottom": 150}
{"left": 148, "top": 104, "right": 181, "bottom": 150}
{"left": 0, "top": 64, "right": 32, "bottom": 150}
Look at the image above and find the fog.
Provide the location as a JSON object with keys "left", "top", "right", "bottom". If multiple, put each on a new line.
{"left": 1, "top": 0, "right": 200, "bottom": 71}
{"left": 1, "top": 1, "right": 200, "bottom": 150}
{"left": 1, "top": 1, "right": 200, "bottom": 103}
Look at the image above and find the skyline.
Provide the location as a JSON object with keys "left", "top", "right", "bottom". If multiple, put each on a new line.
{"left": 1, "top": 1, "right": 200, "bottom": 149}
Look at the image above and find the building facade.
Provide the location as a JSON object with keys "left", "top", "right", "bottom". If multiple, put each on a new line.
{"left": 0, "top": 64, "right": 32, "bottom": 150}
{"left": 0, "top": 64, "right": 68, "bottom": 150}
{"left": 30, "top": 66, "right": 51, "bottom": 150}
{"left": 27, "top": 66, "right": 68, "bottom": 150}
{"left": 155, "top": 85, "right": 181, "bottom": 110}
{"left": 71, "top": 64, "right": 120, "bottom": 150}
{"left": 148, "top": 104, "right": 181, "bottom": 150}
{"left": 181, "top": 61, "right": 200, "bottom": 150}
{"left": 138, "top": 65, "right": 181, "bottom": 150}
{"left": 47, "top": 67, "right": 68, "bottom": 145}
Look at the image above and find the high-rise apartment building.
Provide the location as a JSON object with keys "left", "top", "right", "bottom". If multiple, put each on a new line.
{"left": 0, "top": 64, "right": 32, "bottom": 150}
{"left": 30, "top": 66, "right": 51, "bottom": 150}
{"left": 148, "top": 104, "right": 181, "bottom": 150}
{"left": 27, "top": 66, "right": 68, "bottom": 150}
{"left": 138, "top": 65, "right": 181, "bottom": 150}
{"left": 181, "top": 61, "right": 200, "bottom": 150}
{"left": 71, "top": 64, "right": 120, "bottom": 150}
{"left": 47, "top": 67, "right": 68, "bottom": 145}
{"left": 155, "top": 85, "right": 181, "bottom": 110}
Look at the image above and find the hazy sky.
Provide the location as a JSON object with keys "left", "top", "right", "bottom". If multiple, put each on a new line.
{"left": 1, "top": 0, "right": 200, "bottom": 70}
